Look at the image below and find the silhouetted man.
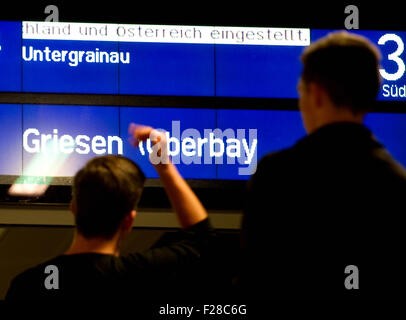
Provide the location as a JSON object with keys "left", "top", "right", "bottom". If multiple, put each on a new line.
{"left": 6, "top": 125, "right": 214, "bottom": 299}
{"left": 237, "top": 31, "right": 406, "bottom": 298}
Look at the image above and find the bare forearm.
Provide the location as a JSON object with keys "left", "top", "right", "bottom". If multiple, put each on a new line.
{"left": 130, "top": 124, "right": 208, "bottom": 229}
{"left": 155, "top": 162, "right": 208, "bottom": 229}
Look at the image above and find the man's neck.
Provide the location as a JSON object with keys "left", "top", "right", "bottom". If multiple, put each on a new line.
{"left": 309, "top": 109, "right": 365, "bottom": 135}
{"left": 65, "top": 231, "right": 120, "bottom": 257}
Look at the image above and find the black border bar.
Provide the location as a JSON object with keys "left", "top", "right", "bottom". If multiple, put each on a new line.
{"left": 1, "top": 92, "right": 405, "bottom": 113}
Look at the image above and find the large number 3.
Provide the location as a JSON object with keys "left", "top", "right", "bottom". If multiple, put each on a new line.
{"left": 378, "top": 33, "right": 405, "bottom": 81}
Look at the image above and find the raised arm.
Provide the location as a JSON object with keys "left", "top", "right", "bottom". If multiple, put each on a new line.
{"left": 130, "top": 124, "right": 208, "bottom": 229}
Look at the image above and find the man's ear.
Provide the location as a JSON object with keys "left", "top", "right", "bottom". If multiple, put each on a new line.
{"left": 311, "top": 82, "right": 331, "bottom": 110}
{"left": 70, "top": 200, "right": 76, "bottom": 216}
{"left": 309, "top": 82, "right": 323, "bottom": 109}
{"left": 130, "top": 209, "right": 136, "bottom": 223}
{"left": 122, "top": 210, "right": 136, "bottom": 232}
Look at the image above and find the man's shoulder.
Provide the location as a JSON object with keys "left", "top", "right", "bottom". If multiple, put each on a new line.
{"left": 6, "top": 256, "right": 62, "bottom": 299}
{"left": 13, "top": 256, "right": 61, "bottom": 281}
{"left": 259, "top": 148, "right": 295, "bottom": 166}
{"left": 255, "top": 147, "right": 298, "bottom": 177}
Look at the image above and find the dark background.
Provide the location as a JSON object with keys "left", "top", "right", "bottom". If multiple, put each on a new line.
{"left": 1, "top": 1, "right": 405, "bottom": 30}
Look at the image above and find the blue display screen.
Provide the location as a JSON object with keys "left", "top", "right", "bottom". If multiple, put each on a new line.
{"left": 1, "top": 104, "right": 406, "bottom": 181}
{"left": 119, "top": 43, "right": 215, "bottom": 96}
{"left": 215, "top": 44, "right": 303, "bottom": 98}
{"left": 22, "top": 105, "right": 120, "bottom": 176}
{"left": 0, "top": 22, "right": 22, "bottom": 92}
{"left": 1, "top": 22, "right": 405, "bottom": 100}
{"left": 0, "top": 104, "right": 22, "bottom": 175}
{"left": 1, "top": 22, "right": 406, "bottom": 182}
{"left": 120, "top": 107, "right": 217, "bottom": 179}
{"left": 22, "top": 40, "right": 119, "bottom": 94}
{"left": 217, "top": 109, "right": 306, "bottom": 179}
{"left": 311, "top": 29, "right": 406, "bottom": 101}
{"left": 364, "top": 112, "right": 406, "bottom": 164}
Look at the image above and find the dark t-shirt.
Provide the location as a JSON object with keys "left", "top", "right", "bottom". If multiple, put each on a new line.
{"left": 5, "top": 218, "right": 215, "bottom": 300}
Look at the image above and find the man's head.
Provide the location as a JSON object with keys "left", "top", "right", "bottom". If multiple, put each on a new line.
{"left": 298, "top": 31, "right": 382, "bottom": 133}
{"left": 71, "top": 155, "right": 145, "bottom": 240}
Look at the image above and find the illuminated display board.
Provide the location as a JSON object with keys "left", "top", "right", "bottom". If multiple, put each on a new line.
{"left": 2, "top": 104, "right": 303, "bottom": 180}
{"left": 0, "top": 22, "right": 405, "bottom": 182}
{"left": 1, "top": 104, "right": 406, "bottom": 180}
{"left": 0, "top": 22, "right": 404, "bottom": 99}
